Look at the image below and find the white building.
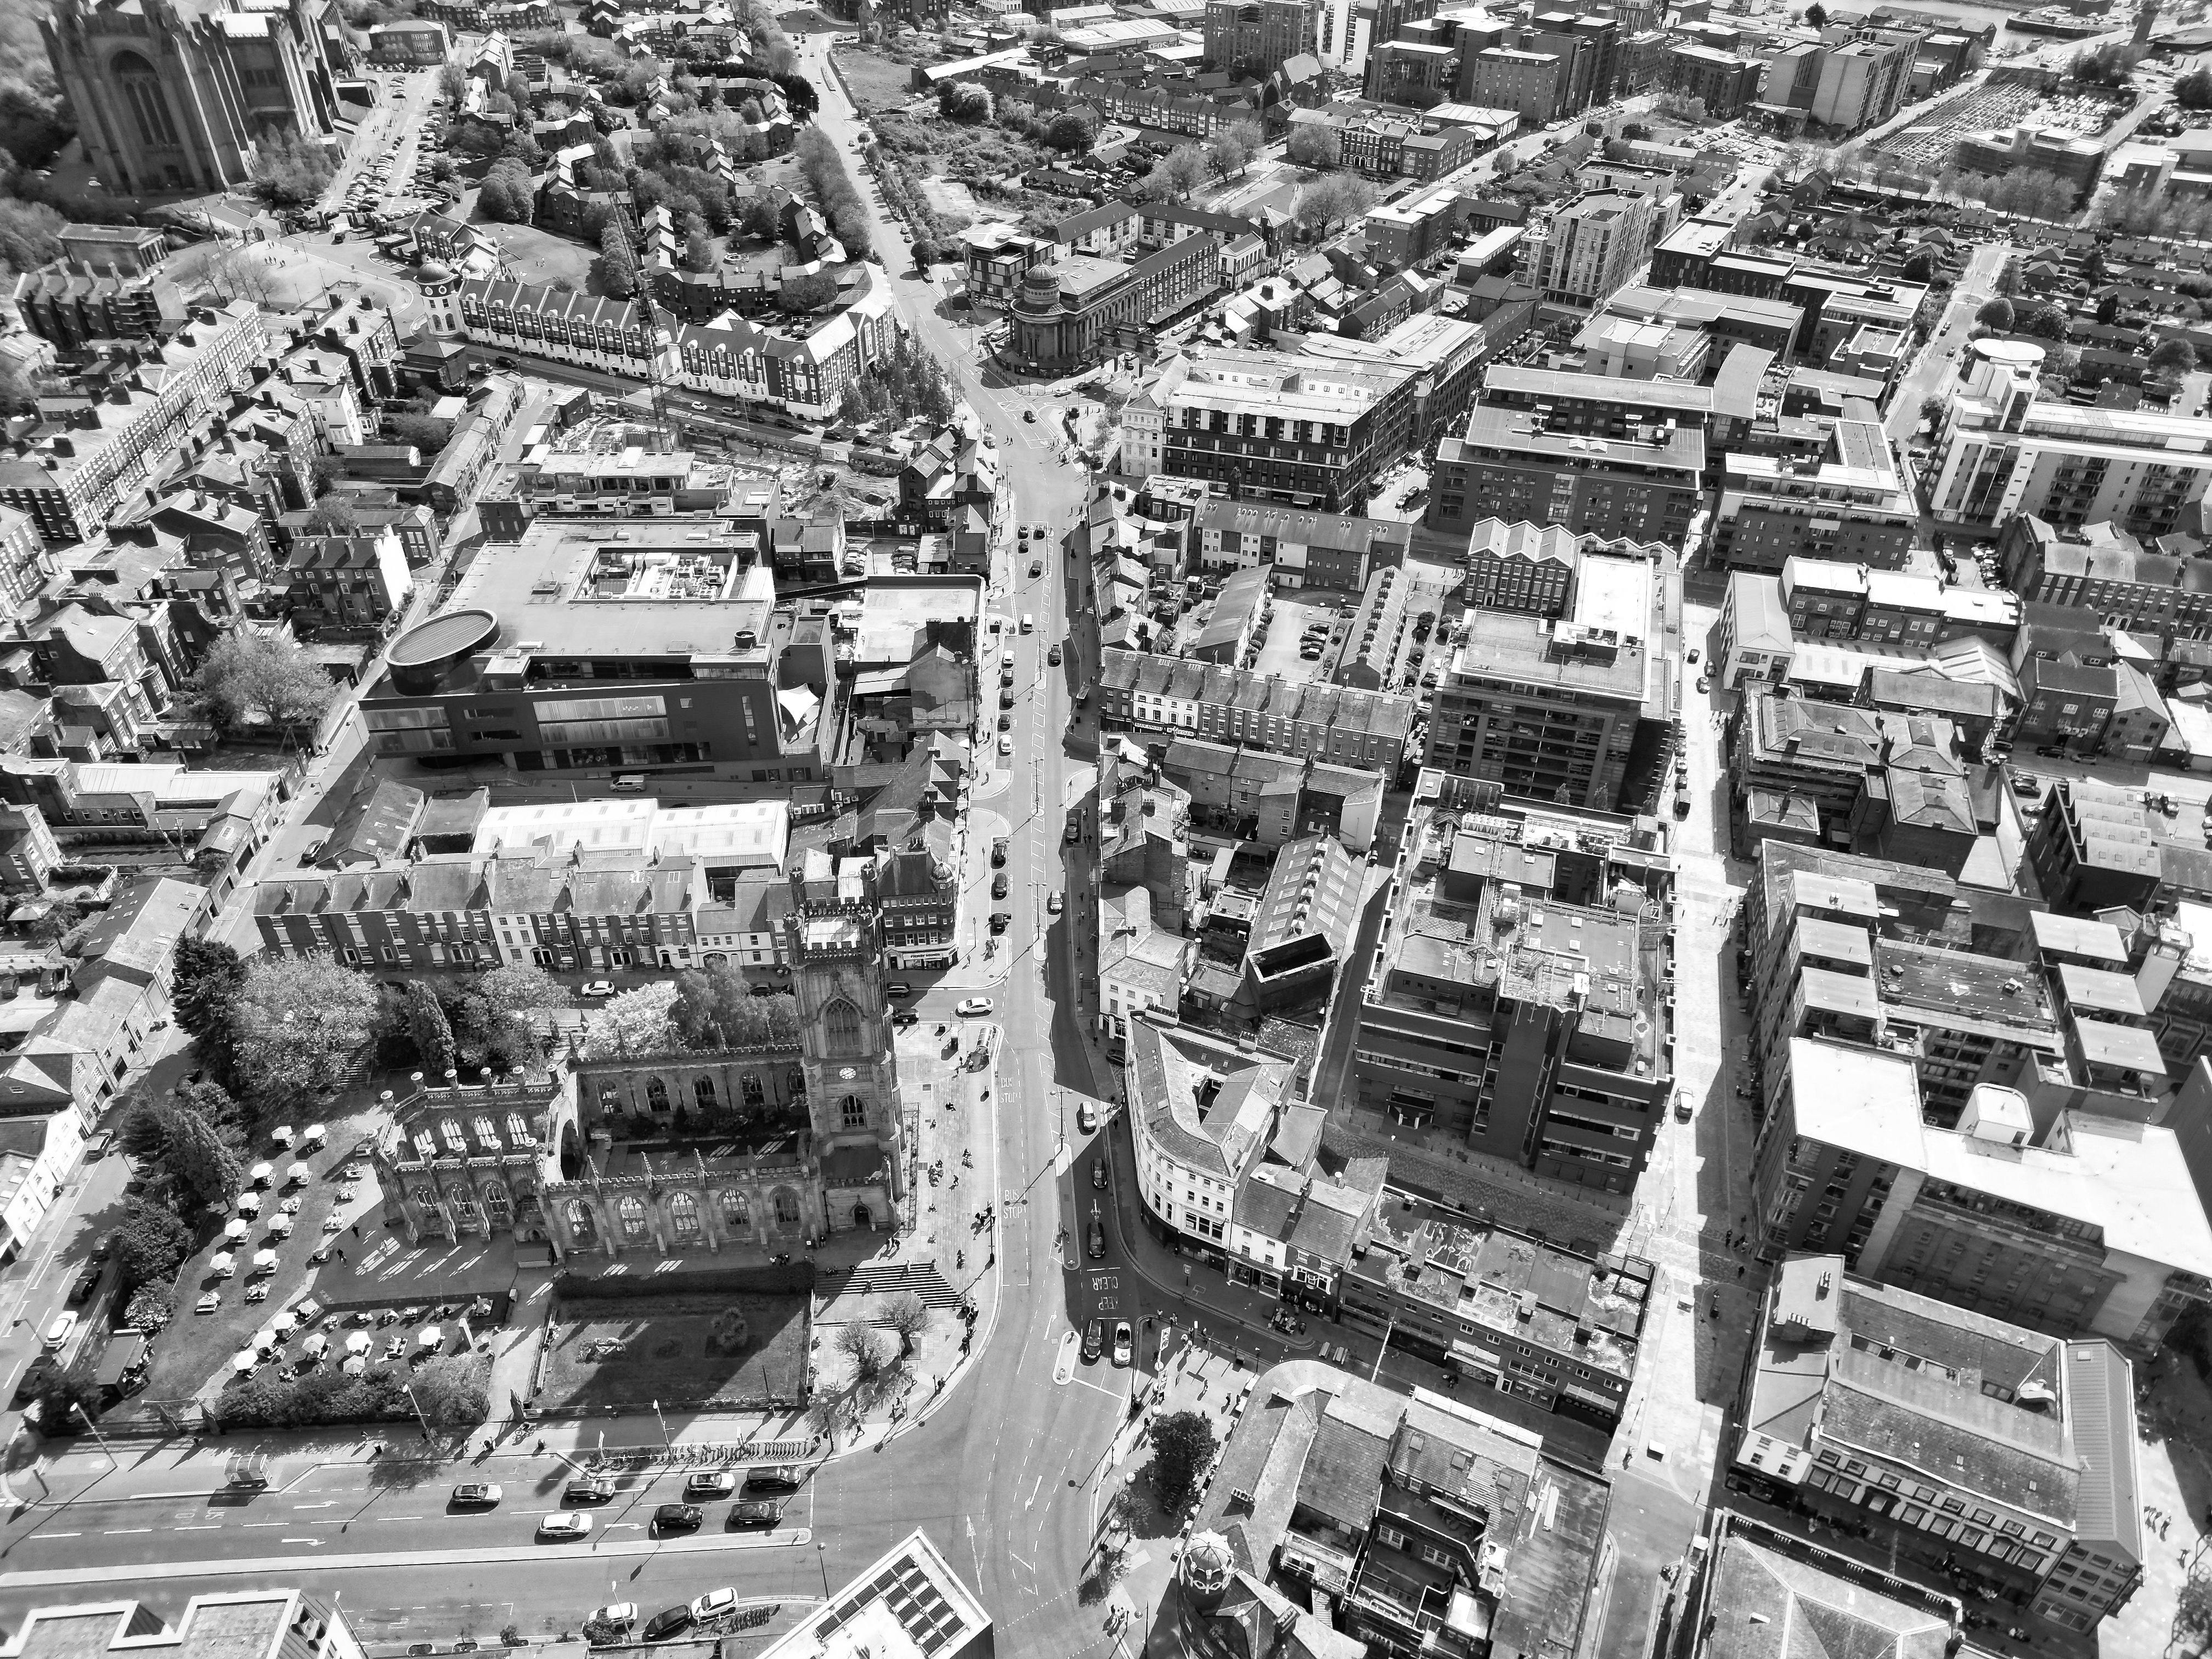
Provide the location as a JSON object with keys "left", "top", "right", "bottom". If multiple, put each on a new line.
{"left": 1125, "top": 1010, "right": 1294, "bottom": 1250}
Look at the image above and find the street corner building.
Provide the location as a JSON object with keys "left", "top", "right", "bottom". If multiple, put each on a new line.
{"left": 42, "top": 0, "right": 354, "bottom": 198}
{"left": 371, "top": 856, "right": 911, "bottom": 1255}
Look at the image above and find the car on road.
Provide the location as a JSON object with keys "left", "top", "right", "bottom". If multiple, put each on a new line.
{"left": 1023, "top": 408, "right": 1037, "bottom": 422}
{"left": 1032, "top": 526, "right": 1047, "bottom": 540}
{"left": 83, "top": 1131, "right": 112, "bottom": 1160}
{"left": 1078, "top": 1101, "right": 1097, "bottom": 1133}
{"left": 589, "top": 1606, "right": 636, "bottom": 1634}
{"left": 998, "top": 712, "right": 1012, "bottom": 731}
{"left": 1000, "top": 690, "right": 1015, "bottom": 709}
{"left": 640, "top": 1609, "right": 695, "bottom": 1643}
{"left": 67, "top": 1269, "right": 99, "bottom": 1306}
{"left": 992, "top": 873, "right": 1009, "bottom": 900}
{"left": 1029, "top": 560, "right": 1042, "bottom": 577}
{"left": 691, "top": 1589, "right": 741, "bottom": 1622}
{"left": 449, "top": 1482, "right": 502, "bottom": 1508}
{"left": 1686, "top": 647, "right": 1700, "bottom": 664}
{"left": 891, "top": 1009, "right": 919, "bottom": 1029}
{"left": 998, "top": 734, "right": 1014, "bottom": 755}
{"left": 1087, "top": 1221, "right": 1105, "bottom": 1259}
{"left": 1083, "top": 1317, "right": 1103, "bottom": 1362}
{"left": 684, "top": 1471, "right": 737, "bottom": 1499}
{"left": 1092, "top": 1158, "right": 1106, "bottom": 1189}
{"left": 653, "top": 1503, "right": 705, "bottom": 1534}
{"left": 1113, "top": 1321, "right": 1133, "bottom": 1367}
{"left": 1047, "top": 891, "right": 1063, "bottom": 915}
{"left": 887, "top": 981, "right": 913, "bottom": 999}
{"left": 988, "top": 911, "right": 1011, "bottom": 933}
{"left": 564, "top": 1476, "right": 616, "bottom": 1503}
{"left": 991, "top": 838, "right": 1009, "bottom": 867}
{"left": 1047, "top": 645, "right": 1061, "bottom": 665}
{"left": 579, "top": 980, "right": 616, "bottom": 997}
{"left": 493, "top": 356, "right": 516, "bottom": 369}
{"left": 957, "top": 996, "right": 994, "bottom": 1017}
{"left": 42, "top": 1312, "right": 76, "bottom": 1351}
{"left": 729, "top": 1498, "right": 782, "bottom": 1528}
{"left": 744, "top": 1466, "right": 802, "bottom": 1493}
{"left": 1695, "top": 678, "right": 1711, "bottom": 695}
{"left": 538, "top": 1510, "right": 592, "bottom": 1540}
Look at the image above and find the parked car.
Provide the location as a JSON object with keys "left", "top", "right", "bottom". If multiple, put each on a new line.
{"left": 998, "top": 734, "right": 1013, "bottom": 755}
{"left": 653, "top": 1503, "right": 704, "bottom": 1534}
{"left": 640, "top": 1609, "right": 695, "bottom": 1643}
{"left": 1078, "top": 1101, "right": 1098, "bottom": 1133}
{"left": 728, "top": 1498, "right": 782, "bottom": 1528}
{"left": 42, "top": 1312, "right": 77, "bottom": 1352}
{"left": 449, "top": 1483, "right": 502, "bottom": 1509}
{"left": 1113, "top": 1321, "right": 1133, "bottom": 1367}
{"left": 891, "top": 1009, "right": 920, "bottom": 1029}
{"left": 991, "top": 838, "right": 1009, "bottom": 867}
{"left": 1046, "top": 645, "right": 1061, "bottom": 665}
{"left": 67, "top": 1269, "right": 99, "bottom": 1306}
{"left": 988, "top": 911, "right": 1011, "bottom": 933}
{"left": 690, "top": 1589, "right": 740, "bottom": 1623}
{"left": 1082, "top": 1318, "right": 1103, "bottom": 1362}
{"left": 565, "top": 1477, "right": 616, "bottom": 1504}
{"left": 579, "top": 981, "right": 616, "bottom": 998}
{"left": 1029, "top": 560, "right": 1042, "bottom": 577}
{"left": 992, "top": 873, "right": 1009, "bottom": 900}
{"left": 590, "top": 1606, "right": 636, "bottom": 1634}
{"left": 538, "top": 1511, "right": 592, "bottom": 1540}
{"left": 1047, "top": 891, "right": 1063, "bottom": 915}
{"left": 684, "top": 1471, "right": 737, "bottom": 1499}
{"left": 743, "top": 1467, "right": 802, "bottom": 1493}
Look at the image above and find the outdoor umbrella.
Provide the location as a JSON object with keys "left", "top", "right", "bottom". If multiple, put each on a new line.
{"left": 252, "top": 1249, "right": 278, "bottom": 1272}
{"left": 237, "top": 1193, "right": 262, "bottom": 1216}
{"left": 417, "top": 1326, "right": 442, "bottom": 1348}
{"left": 342, "top": 1356, "right": 366, "bottom": 1376}
{"left": 346, "top": 1331, "right": 371, "bottom": 1355}
{"left": 271, "top": 1125, "right": 295, "bottom": 1147}
{"left": 211, "top": 1251, "right": 236, "bottom": 1274}
{"left": 269, "top": 1216, "right": 295, "bottom": 1238}
{"left": 272, "top": 1311, "right": 297, "bottom": 1336}
{"left": 249, "top": 1163, "right": 274, "bottom": 1186}
{"left": 303, "top": 1334, "right": 328, "bottom": 1358}
{"left": 224, "top": 1218, "right": 249, "bottom": 1240}
{"left": 287, "top": 1163, "right": 311, "bottom": 1186}
{"left": 232, "top": 1352, "right": 256, "bottom": 1373}
{"left": 303, "top": 1124, "right": 327, "bottom": 1146}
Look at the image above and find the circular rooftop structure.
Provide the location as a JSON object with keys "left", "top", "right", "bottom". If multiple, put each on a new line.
{"left": 416, "top": 258, "right": 454, "bottom": 285}
{"left": 388, "top": 608, "right": 499, "bottom": 693}
{"left": 1970, "top": 337, "right": 2045, "bottom": 369}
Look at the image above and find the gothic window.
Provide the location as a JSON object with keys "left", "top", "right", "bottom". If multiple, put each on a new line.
{"left": 481, "top": 1183, "right": 512, "bottom": 1228}
{"left": 411, "top": 1184, "right": 439, "bottom": 1209}
{"left": 669, "top": 1192, "right": 699, "bottom": 1238}
{"left": 742, "top": 1072, "right": 765, "bottom": 1106}
{"left": 774, "top": 1189, "right": 800, "bottom": 1225}
{"left": 618, "top": 1195, "right": 647, "bottom": 1239}
{"left": 567, "top": 1200, "right": 596, "bottom": 1242}
{"left": 721, "top": 1189, "right": 750, "bottom": 1228}
{"left": 599, "top": 1084, "right": 621, "bottom": 1113}
{"left": 823, "top": 997, "right": 863, "bottom": 1054}
{"left": 840, "top": 1094, "right": 867, "bottom": 1130}
{"left": 439, "top": 1118, "right": 467, "bottom": 1152}
{"left": 508, "top": 1112, "right": 535, "bottom": 1145}
{"left": 646, "top": 1077, "right": 670, "bottom": 1113}
{"left": 474, "top": 1115, "right": 499, "bottom": 1146}
{"left": 787, "top": 1064, "right": 807, "bottom": 1096}
{"left": 412, "top": 1130, "right": 436, "bottom": 1160}
{"left": 113, "top": 52, "right": 179, "bottom": 149}
{"left": 695, "top": 1076, "right": 716, "bottom": 1108}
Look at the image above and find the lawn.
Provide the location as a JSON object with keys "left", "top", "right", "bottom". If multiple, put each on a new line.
{"left": 536, "top": 1291, "right": 810, "bottom": 1413}
{"left": 831, "top": 45, "right": 925, "bottom": 115}
{"left": 469, "top": 221, "right": 601, "bottom": 295}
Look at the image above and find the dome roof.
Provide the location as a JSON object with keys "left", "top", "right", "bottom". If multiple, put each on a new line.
{"left": 416, "top": 258, "right": 454, "bottom": 285}
{"left": 1181, "top": 1530, "right": 1235, "bottom": 1597}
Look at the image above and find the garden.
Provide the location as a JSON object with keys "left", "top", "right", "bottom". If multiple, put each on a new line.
{"left": 536, "top": 1284, "right": 811, "bottom": 1414}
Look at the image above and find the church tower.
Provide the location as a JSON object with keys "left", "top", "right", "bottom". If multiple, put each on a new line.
{"left": 785, "top": 851, "right": 905, "bottom": 1230}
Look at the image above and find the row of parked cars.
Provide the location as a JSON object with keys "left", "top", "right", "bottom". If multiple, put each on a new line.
{"left": 445, "top": 1464, "right": 802, "bottom": 1545}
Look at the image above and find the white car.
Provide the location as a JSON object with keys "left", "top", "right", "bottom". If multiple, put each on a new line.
{"left": 998, "top": 734, "right": 1014, "bottom": 755}
{"left": 955, "top": 997, "right": 994, "bottom": 1017}
{"left": 43, "top": 1311, "right": 77, "bottom": 1351}
{"left": 690, "top": 1589, "right": 740, "bottom": 1622}
{"left": 591, "top": 1606, "right": 637, "bottom": 1633}
{"left": 538, "top": 1510, "right": 592, "bottom": 1540}
{"left": 579, "top": 980, "right": 617, "bottom": 997}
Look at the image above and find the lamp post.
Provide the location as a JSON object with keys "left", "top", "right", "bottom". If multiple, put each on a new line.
{"left": 402, "top": 1382, "right": 434, "bottom": 1442}
{"left": 72, "top": 1402, "right": 119, "bottom": 1471}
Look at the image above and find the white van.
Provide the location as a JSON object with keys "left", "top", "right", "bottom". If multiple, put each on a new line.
{"left": 610, "top": 775, "right": 647, "bottom": 793}
{"left": 1020, "top": 614, "right": 1035, "bottom": 634}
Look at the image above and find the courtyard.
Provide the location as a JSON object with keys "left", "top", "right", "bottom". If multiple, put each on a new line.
{"left": 535, "top": 1290, "right": 810, "bottom": 1414}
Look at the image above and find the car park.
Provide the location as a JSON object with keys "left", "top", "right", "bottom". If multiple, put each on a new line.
{"left": 449, "top": 1483, "right": 502, "bottom": 1508}
{"left": 538, "top": 1511, "right": 592, "bottom": 1540}
{"left": 654, "top": 1503, "right": 704, "bottom": 1534}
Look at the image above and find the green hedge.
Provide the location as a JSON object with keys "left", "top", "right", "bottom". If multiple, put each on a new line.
{"left": 214, "top": 1353, "right": 489, "bottom": 1430}
{"left": 554, "top": 1262, "right": 814, "bottom": 1299}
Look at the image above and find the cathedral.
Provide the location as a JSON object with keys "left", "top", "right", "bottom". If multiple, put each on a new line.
{"left": 42, "top": 0, "right": 352, "bottom": 198}
{"left": 371, "top": 853, "right": 908, "bottom": 1259}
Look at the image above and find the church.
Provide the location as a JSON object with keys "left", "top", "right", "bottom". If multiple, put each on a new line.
{"left": 370, "top": 853, "right": 909, "bottom": 1260}
{"left": 42, "top": 0, "right": 353, "bottom": 198}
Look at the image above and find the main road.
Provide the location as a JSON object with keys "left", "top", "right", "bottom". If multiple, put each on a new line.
{"left": 0, "top": 30, "right": 1132, "bottom": 1655}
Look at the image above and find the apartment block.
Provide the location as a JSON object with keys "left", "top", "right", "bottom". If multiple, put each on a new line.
{"left": 1426, "top": 405, "right": 1703, "bottom": 556}
{"left": 1150, "top": 348, "right": 1417, "bottom": 514}
{"left": 1932, "top": 339, "right": 2212, "bottom": 539}
{"left": 1351, "top": 784, "right": 1675, "bottom": 1194}
{"left": 1661, "top": 41, "right": 1764, "bottom": 115}
{"left": 1714, "top": 410, "right": 1918, "bottom": 572}
{"left": 1728, "top": 1254, "right": 2143, "bottom": 1635}
{"left": 1751, "top": 1038, "right": 2212, "bottom": 1350}
{"left": 1529, "top": 188, "right": 1672, "bottom": 308}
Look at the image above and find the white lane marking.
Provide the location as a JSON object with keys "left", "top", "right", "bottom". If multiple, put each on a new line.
{"left": 104, "top": 1528, "right": 151, "bottom": 1535}
{"left": 175, "top": 1525, "right": 222, "bottom": 1532}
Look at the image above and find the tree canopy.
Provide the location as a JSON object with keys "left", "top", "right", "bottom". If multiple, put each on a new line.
{"left": 1149, "top": 1410, "right": 1218, "bottom": 1513}
{"left": 229, "top": 954, "right": 388, "bottom": 1114}
{"left": 190, "top": 632, "right": 335, "bottom": 735}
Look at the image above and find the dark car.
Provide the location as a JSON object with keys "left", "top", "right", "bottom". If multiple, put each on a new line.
{"left": 1082, "top": 1318, "right": 1103, "bottom": 1362}
{"left": 67, "top": 1269, "right": 99, "bottom": 1306}
{"left": 565, "top": 1477, "right": 616, "bottom": 1504}
{"left": 1087, "top": 1221, "right": 1105, "bottom": 1259}
{"left": 728, "top": 1498, "right": 782, "bottom": 1528}
{"left": 891, "top": 1009, "right": 920, "bottom": 1028}
{"left": 991, "top": 839, "right": 1009, "bottom": 867}
{"left": 1047, "top": 645, "right": 1062, "bottom": 665}
{"left": 1000, "top": 690, "right": 1015, "bottom": 709}
{"left": 992, "top": 873, "right": 1009, "bottom": 900}
{"left": 653, "top": 1503, "right": 704, "bottom": 1534}
{"left": 989, "top": 911, "right": 1011, "bottom": 933}
{"left": 641, "top": 1609, "right": 696, "bottom": 1643}
{"left": 998, "top": 712, "right": 1012, "bottom": 731}
{"left": 744, "top": 1465, "right": 802, "bottom": 1493}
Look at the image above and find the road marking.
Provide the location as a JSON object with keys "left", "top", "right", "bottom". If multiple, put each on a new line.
{"left": 38, "top": 1532, "right": 78, "bottom": 1539}
{"left": 282, "top": 1537, "right": 323, "bottom": 1545}
{"left": 103, "top": 1528, "right": 151, "bottom": 1535}
{"left": 244, "top": 1521, "right": 286, "bottom": 1527}
{"left": 292, "top": 1502, "right": 335, "bottom": 1509}
{"left": 174, "top": 1525, "right": 221, "bottom": 1532}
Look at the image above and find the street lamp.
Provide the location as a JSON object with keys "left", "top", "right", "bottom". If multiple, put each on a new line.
{"left": 402, "top": 1381, "right": 434, "bottom": 1441}
{"left": 72, "top": 1402, "right": 119, "bottom": 1471}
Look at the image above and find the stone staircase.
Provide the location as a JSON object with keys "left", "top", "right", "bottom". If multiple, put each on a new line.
{"left": 847, "top": 1260, "right": 963, "bottom": 1309}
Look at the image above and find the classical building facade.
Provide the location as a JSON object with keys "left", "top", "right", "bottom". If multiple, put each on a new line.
{"left": 42, "top": 0, "right": 351, "bottom": 198}
{"left": 374, "top": 858, "right": 910, "bottom": 1256}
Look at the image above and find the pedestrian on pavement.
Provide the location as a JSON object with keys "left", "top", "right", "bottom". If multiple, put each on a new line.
{"left": 1736, "top": 1265, "right": 1745, "bottom": 1278}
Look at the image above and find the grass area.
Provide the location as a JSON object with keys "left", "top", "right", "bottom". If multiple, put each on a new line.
{"left": 537, "top": 1293, "right": 810, "bottom": 1412}
{"left": 469, "top": 221, "right": 601, "bottom": 294}
{"left": 830, "top": 45, "right": 921, "bottom": 115}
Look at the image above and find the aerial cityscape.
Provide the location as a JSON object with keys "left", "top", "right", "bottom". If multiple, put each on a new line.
{"left": 7, "top": 0, "right": 2212, "bottom": 1653}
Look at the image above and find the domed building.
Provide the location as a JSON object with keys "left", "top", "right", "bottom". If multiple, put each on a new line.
{"left": 416, "top": 258, "right": 460, "bottom": 337}
{"left": 1008, "top": 234, "right": 1222, "bottom": 374}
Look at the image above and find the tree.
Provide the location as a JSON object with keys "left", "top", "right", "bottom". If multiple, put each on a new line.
{"left": 582, "top": 980, "right": 682, "bottom": 1059}
{"left": 1974, "top": 296, "right": 2015, "bottom": 332}
{"left": 478, "top": 963, "right": 564, "bottom": 1020}
{"left": 1207, "top": 120, "right": 1263, "bottom": 181}
{"left": 1047, "top": 107, "right": 1103, "bottom": 154}
{"left": 163, "top": 1103, "right": 242, "bottom": 1211}
{"left": 883, "top": 1292, "right": 928, "bottom": 1358}
{"left": 1901, "top": 250, "right": 1936, "bottom": 284}
{"left": 837, "top": 1322, "right": 887, "bottom": 1384}
{"left": 2095, "top": 289, "right": 2120, "bottom": 325}
{"left": 2179, "top": 67, "right": 2212, "bottom": 111}
{"left": 1294, "top": 172, "right": 1376, "bottom": 236}
{"left": 0, "top": 197, "right": 65, "bottom": 274}
{"left": 476, "top": 159, "right": 535, "bottom": 224}
{"left": 302, "top": 494, "right": 358, "bottom": 534}
{"left": 1284, "top": 124, "right": 1339, "bottom": 170}
{"left": 115, "top": 1200, "right": 192, "bottom": 1290}
{"left": 438, "top": 62, "right": 467, "bottom": 103}
{"left": 937, "top": 81, "right": 991, "bottom": 122}
{"left": 407, "top": 980, "right": 457, "bottom": 1075}
{"left": 383, "top": 413, "right": 453, "bottom": 452}
{"left": 777, "top": 269, "right": 839, "bottom": 313}
{"left": 1149, "top": 1409, "right": 1217, "bottom": 1513}
{"left": 228, "top": 954, "right": 387, "bottom": 1114}
{"left": 2151, "top": 338, "right": 2198, "bottom": 375}
{"left": 249, "top": 132, "right": 336, "bottom": 207}
{"left": 190, "top": 631, "right": 335, "bottom": 736}
{"left": 410, "top": 1353, "right": 491, "bottom": 1426}
{"left": 681, "top": 229, "right": 716, "bottom": 273}
{"left": 27, "top": 1366, "right": 103, "bottom": 1433}
{"left": 1140, "top": 144, "right": 1210, "bottom": 202}
{"left": 1805, "top": 2, "right": 1828, "bottom": 22}
{"left": 125, "top": 1284, "right": 176, "bottom": 1334}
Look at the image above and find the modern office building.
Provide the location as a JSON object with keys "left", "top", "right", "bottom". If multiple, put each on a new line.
{"left": 1149, "top": 348, "right": 1417, "bottom": 512}
{"left": 1752, "top": 1040, "right": 2212, "bottom": 1349}
{"left": 1931, "top": 338, "right": 2212, "bottom": 539}
{"left": 757, "top": 1531, "right": 992, "bottom": 1659}
{"left": 1426, "top": 405, "right": 1703, "bottom": 556}
{"left": 1727, "top": 1254, "right": 2143, "bottom": 1636}
{"left": 1351, "top": 783, "right": 1675, "bottom": 1193}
